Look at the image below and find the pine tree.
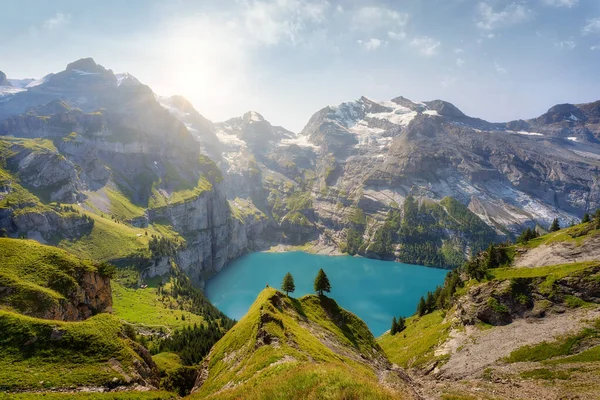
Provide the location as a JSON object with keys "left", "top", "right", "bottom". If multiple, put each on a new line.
{"left": 391, "top": 316, "right": 398, "bottom": 335}
{"left": 582, "top": 213, "right": 591, "bottom": 223}
{"left": 425, "top": 291, "right": 435, "bottom": 313}
{"left": 281, "top": 272, "right": 295, "bottom": 296}
{"left": 417, "top": 296, "right": 426, "bottom": 316}
{"left": 314, "top": 268, "right": 331, "bottom": 296}
{"left": 397, "top": 317, "right": 406, "bottom": 333}
{"left": 549, "top": 218, "right": 560, "bottom": 232}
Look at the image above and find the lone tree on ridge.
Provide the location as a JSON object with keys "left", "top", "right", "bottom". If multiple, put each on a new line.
{"left": 281, "top": 272, "right": 295, "bottom": 296}
{"left": 314, "top": 268, "right": 331, "bottom": 296}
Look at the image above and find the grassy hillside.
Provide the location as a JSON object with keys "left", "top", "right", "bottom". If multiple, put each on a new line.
{"left": 0, "top": 311, "right": 156, "bottom": 391}
{"left": 192, "top": 288, "right": 416, "bottom": 400}
{"left": 0, "top": 238, "right": 110, "bottom": 316}
{"left": 378, "top": 218, "right": 600, "bottom": 399}
{"left": 377, "top": 310, "right": 452, "bottom": 370}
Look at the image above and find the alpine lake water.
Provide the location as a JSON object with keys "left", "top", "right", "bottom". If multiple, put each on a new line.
{"left": 205, "top": 252, "right": 448, "bottom": 336}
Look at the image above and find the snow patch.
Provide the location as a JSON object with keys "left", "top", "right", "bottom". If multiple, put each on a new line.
{"left": 0, "top": 85, "right": 26, "bottom": 98}
{"left": 279, "top": 134, "right": 318, "bottom": 149}
{"left": 568, "top": 114, "right": 579, "bottom": 121}
{"left": 215, "top": 128, "right": 247, "bottom": 147}
{"left": 116, "top": 73, "right": 140, "bottom": 87}
{"left": 249, "top": 111, "right": 262, "bottom": 122}
{"left": 26, "top": 76, "right": 48, "bottom": 88}
{"left": 71, "top": 69, "right": 100, "bottom": 76}
{"left": 7, "top": 78, "right": 34, "bottom": 88}
{"left": 506, "top": 130, "right": 543, "bottom": 136}
{"left": 567, "top": 137, "right": 578, "bottom": 142}
{"left": 366, "top": 107, "right": 417, "bottom": 127}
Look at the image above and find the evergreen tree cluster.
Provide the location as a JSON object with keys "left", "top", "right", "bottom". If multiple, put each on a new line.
{"left": 341, "top": 227, "right": 364, "bottom": 256}
{"left": 157, "top": 321, "right": 226, "bottom": 365}
{"left": 167, "top": 267, "right": 234, "bottom": 322}
{"left": 549, "top": 218, "right": 560, "bottom": 232}
{"left": 368, "top": 196, "right": 497, "bottom": 268}
{"left": 390, "top": 316, "right": 406, "bottom": 335}
{"left": 464, "top": 243, "right": 509, "bottom": 281}
{"left": 416, "top": 269, "right": 463, "bottom": 317}
{"left": 149, "top": 236, "right": 179, "bottom": 258}
{"left": 516, "top": 227, "right": 539, "bottom": 244}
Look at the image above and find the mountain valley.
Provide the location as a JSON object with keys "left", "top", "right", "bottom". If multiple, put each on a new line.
{"left": 1, "top": 58, "right": 600, "bottom": 399}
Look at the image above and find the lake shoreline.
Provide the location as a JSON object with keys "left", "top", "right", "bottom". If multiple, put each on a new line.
{"left": 263, "top": 242, "right": 453, "bottom": 272}
{"left": 265, "top": 241, "right": 343, "bottom": 256}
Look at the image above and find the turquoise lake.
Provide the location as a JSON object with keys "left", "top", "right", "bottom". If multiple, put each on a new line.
{"left": 205, "top": 252, "right": 448, "bottom": 336}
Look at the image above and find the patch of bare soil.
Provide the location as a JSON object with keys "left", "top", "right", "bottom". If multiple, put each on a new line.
{"left": 514, "top": 235, "right": 600, "bottom": 268}
{"left": 437, "top": 308, "right": 600, "bottom": 380}
{"left": 415, "top": 307, "right": 600, "bottom": 400}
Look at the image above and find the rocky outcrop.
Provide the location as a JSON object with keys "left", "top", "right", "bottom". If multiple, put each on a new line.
{"left": 146, "top": 183, "right": 270, "bottom": 283}
{"left": 455, "top": 265, "right": 600, "bottom": 326}
{"left": 4, "top": 209, "right": 94, "bottom": 241}
{"left": 42, "top": 270, "right": 113, "bottom": 321}
{"left": 0, "top": 71, "right": 10, "bottom": 86}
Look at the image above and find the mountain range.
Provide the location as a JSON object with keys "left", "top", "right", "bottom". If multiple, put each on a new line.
{"left": 2, "top": 58, "right": 599, "bottom": 277}
{"left": 2, "top": 58, "right": 600, "bottom": 399}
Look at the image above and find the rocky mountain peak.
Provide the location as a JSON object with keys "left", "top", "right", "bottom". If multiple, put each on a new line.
{"left": 391, "top": 96, "right": 425, "bottom": 112}
{"left": 539, "top": 103, "right": 586, "bottom": 124}
{"left": 65, "top": 58, "right": 108, "bottom": 74}
{"left": 243, "top": 110, "right": 265, "bottom": 123}
{"left": 0, "top": 70, "right": 10, "bottom": 86}
{"left": 424, "top": 99, "right": 466, "bottom": 118}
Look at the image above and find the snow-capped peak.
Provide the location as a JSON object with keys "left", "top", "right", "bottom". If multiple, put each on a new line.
{"left": 243, "top": 111, "right": 265, "bottom": 123}
{"left": 116, "top": 73, "right": 141, "bottom": 87}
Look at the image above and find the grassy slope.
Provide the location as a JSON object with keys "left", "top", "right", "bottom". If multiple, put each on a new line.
{"left": 152, "top": 352, "right": 184, "bottom": 375}
{"left": 112, "top": 281, "right": 204, "bottom": 331}
{"left": 514, "top": 221, "right": 599, "bottom": 251}
{"left": 192, "top": 288, "right": 411, "bottom": 400}
{"left": 0, "top": 238, "right": 98, "bottom": 315}
{"left": 54, "top": 208, "right": 181, "bottom": 262}
{"left": 1, "top": 393, "right": 177, "bottom": 400}
{"left": 377, "top": 311, "right": 452, "bottom": 370}
{"left": 0, "top": 311, "right": 145, "bottom": 391}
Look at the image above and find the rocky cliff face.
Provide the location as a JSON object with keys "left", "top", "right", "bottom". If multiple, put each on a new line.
{"left": 42, "top": 269, "right": 113, "bottom": 321}
{"left": 146, "top": 182, "right": 270, "bottom": 283}
{"left": 0, "top": 238, "right": 113, "bottom": 322}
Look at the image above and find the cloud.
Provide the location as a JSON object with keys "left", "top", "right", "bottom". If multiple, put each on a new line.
{"left": 494, "top": 61, "right": 508, "bottom": 74}
{"left": 388, "top": 31, "right": 406, "bottom": 41}
{"left": 352, "top": 6, "right": 409, "bottom": 32}
{"left": 242, "top": 0, "right": 330, "bottom": 46}
{"left": 555, "top": 40, "right": 576, "bottom": 49}
{"left": 43, "top": 12, "right": 71, "bottom": 29}
{"left": 454, "top": 48, "right": 464, "bottom": 54}
{"left": 456, "top": 58, "right": 465, "bottom": 67}
{"left": 591, "top": 44, "right": 600, "bottom": 50}
{"left": 410, "top": 36, "right": 441, "bottom": 56}
{"left": 358, "top": 38, "right": 384, "bottom": 51}
{"left": 476, "top": 2, "right": 533, "bottom": 30}
{"left": 582, "top": 18, "right": 600, "bottom": 35}
{"left": 542, "top": 0, "right": 578, "bottom": 7}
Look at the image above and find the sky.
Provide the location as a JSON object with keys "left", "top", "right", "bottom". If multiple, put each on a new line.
{"left": 1, "top": 0, "right": 600, "bottom": 131}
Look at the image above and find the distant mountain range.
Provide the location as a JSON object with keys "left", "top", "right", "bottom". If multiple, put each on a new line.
{"left": 1, "top": 58, "right": 600, "bottom": 273}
